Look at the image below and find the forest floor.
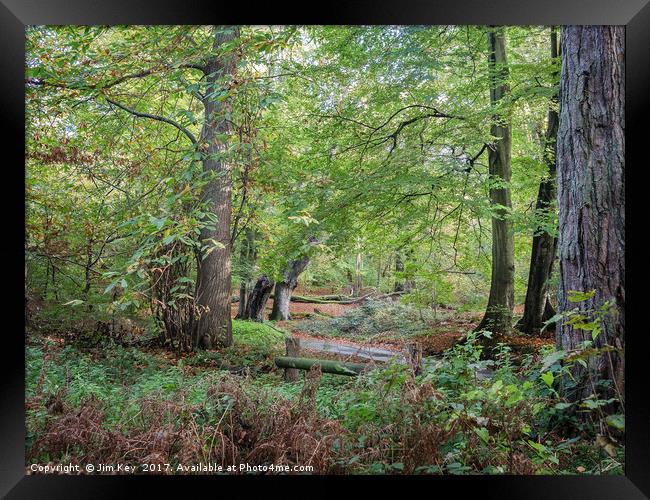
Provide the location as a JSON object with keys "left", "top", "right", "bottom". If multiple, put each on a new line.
{"left": 26, "top": 291, "right": 610, "bottom": 476}
{"left": 263, "top": 290, "right": 555, "bottom": 358}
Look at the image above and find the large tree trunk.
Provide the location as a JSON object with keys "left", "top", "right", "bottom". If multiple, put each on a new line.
{"left": 476, "top": 26, "right": 515, "bottom": 335}
{"left": 243, "top": 275, "right": 274, "bottom": 322}
{"left": 270, "top": 256, "right": 310, "bottom": 321}
{"left": 556, "top": 26, "right": 625, "bottom": 402}
{"left": 516, "top": 27, "right": 559, "bottom": 336}
{"left": 195, "top": 26, "right": 240, "bottom": 349}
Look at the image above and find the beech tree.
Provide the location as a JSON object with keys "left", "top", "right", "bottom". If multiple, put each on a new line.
{"left": 516, "top": 27, "right": 560, "bottom": 335}
{"left": 475, "top": 26, "right": 514, "bottom": 335}
{"left": 194, "top": 26, "right": 240, "bottom": 349}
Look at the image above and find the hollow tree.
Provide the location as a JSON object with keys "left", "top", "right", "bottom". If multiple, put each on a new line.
{"left": 270, "top": 256, "right": 311, "bottom": 321}
{"left": 516, "top": 27, "right": 559, "bottom": 335}
{"left": 195, "top": 26, "right": 240, "bottom": 349}
{"left": 475, "top": 26, "right": 515, "bottom": 335}
{"left": 269, "top": 234, "right": 324, "bottom": 321}
{"left": 242, "top": 275, "right": 274, "bottom": 322}
{"left": 556, "top": 26, "right": 625, "bottom": 401}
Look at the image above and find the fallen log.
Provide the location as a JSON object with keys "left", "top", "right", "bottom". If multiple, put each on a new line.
{"left": 232, "top": 290, "right": 406, "bottom": 306}
{"left": 289, "top": 291, "right": 378, "bottom": 304}
{"left": 275, "top": 356, "right": 369, "bottom": 376}
{"left": 289, "top": 294, "right": 346, "bottom": 303}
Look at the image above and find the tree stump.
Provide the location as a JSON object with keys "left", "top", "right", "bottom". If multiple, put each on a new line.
{"left": 284, "top": 337, "right": 301, "bottom": 382}
{"left": 405, "top": 343, "right": 422, "bottom": 376}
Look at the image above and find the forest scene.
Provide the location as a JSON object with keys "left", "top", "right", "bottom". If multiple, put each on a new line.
{"left": 25, "top": 25, "right": 624, "bottom": 475}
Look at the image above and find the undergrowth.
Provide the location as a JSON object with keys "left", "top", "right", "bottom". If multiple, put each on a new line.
{"left": 296, "top": 299, "right": 452, "bottom": 342}
{"left": 26, "top": 325, "right": 623, "bottom": 475}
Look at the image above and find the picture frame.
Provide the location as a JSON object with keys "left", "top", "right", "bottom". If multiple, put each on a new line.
{"left": 2, "top": 0, "right": 646, "bottom": 496}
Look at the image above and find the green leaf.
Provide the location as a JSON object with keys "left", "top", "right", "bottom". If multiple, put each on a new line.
{"left": 540, "top": 350, "right": 566, "bottom": 371}
{"left": 606, "top": 414, "right": 625, "bottom": 431}
{"left": 541, "top": 313, "right": 563, "bottom": 332}
{"left": 541, "top": 371, "right": 554, "bottom": 388}
{"left": 567, "top": 290, "right": 596, "bottom": 303}
{"left": 149, "top": 216, "right": 166, "bottom": 230}
{"left": 474, "top": 427, "right": 490, "bottom": 443}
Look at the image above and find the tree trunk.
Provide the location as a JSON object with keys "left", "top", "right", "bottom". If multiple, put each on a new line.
{"left": 270, "top": 256, "right": 310, "bottom": 321}
{"left": 236, "top": 229, "right": 255, "bottom": 319}
{"left": 405, "top": 343, "right": 423, "bottom": 377}
{"left": 83, "top": 237, "right": 94, "bottom": 312}
{"left": 352, "top": 252, "right": 362, "bottom": 297}
{"left": 476, "top": 26, "right": 515, "bottom": 335}
{"left": 284, "top": 337, "right": 301, "bottom": 382}
{"left": 404, "top": 249, "right": 416, "bottom": 291}
{"left": 393, "top": 251, "right": 404, "bottom": 292}
{"left": 556, "top": 26, "right": 625, "bottom": 402}
{"left": 516, "top": 27, "right": 559, "bottom": 336}
{"left": 243, "top": 275, "right": 274, "bottom": 322}
{"left": 195, "top": 26, "right": 240, "bottom": 349}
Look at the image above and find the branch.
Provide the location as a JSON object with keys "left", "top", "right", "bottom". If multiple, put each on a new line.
{"left": 467, "top": 143, "right": 489, "bottom": 171}
{"left": 373, "top": 104, "right": 463, "bottom": 133}
{"left": 26, "top": 63, "right": 205, "bottom": 92}
{"left": 104, "top": 96, "right": 197, "bottom": 145}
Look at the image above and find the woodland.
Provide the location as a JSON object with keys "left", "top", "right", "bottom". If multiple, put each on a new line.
{"left": 25, "top": 25, "right": 625, "bottom": 475}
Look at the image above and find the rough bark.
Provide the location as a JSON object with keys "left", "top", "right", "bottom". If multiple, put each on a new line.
{"left": 195, "top": 26, "right": 240, "bottom": 349}
{"left": 476, "top": 27, "right": 515, "bottom": 335}
{"left": 270, "top": 256, "right": 310, "bottom": 321}
{"left": 516, "top": 27, "right": 559, "bottom": 336}
{"left": 556, "top": 26, "right": 625, "bottom": 402}
{"left": 284, "top": 337, "right": 301, "bottom": 382}
{"left": 243, "top": 275, "right": 274, "bottom": 322}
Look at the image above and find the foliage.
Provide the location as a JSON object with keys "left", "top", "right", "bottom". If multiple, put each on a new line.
{"left": 26, "top": 25, "right": 560, "bottom": 333}
{"left": 26, "top": 330, "right": 622, "bottom": 475}
{"left": 24, "top": 25, "right": 621, "bottom": 476}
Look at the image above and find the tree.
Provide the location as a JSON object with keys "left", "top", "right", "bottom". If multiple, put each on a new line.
{"left": 556, "top": 26, "right": 625, "bottom": 401}
{"left": 236, "top": 229, "right": 256, "bottom": 319}
{"left": 516, "top": 27, "right": 560, "bottom": 335}
{"left": 194, "top": 26, "right": 240, "bottom": 349}
{"left": 270, "top": 256, "right": 311, "bottom": 321}
{"left": 475, "top": 27, "right": 515, "bottom": 335}
{"left": 242, "top": 274, "right": 274, "bottom": 322}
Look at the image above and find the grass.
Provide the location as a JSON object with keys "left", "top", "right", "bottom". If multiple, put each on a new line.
{"left": 25, "top": 323, "right": 624, "bottom": 475}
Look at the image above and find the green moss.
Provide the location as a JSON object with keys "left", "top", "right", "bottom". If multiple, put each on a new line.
{"left": 232, "top": 319, "right": 287, "bottom": 348}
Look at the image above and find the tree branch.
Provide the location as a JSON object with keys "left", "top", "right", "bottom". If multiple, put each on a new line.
{"left": 104, "top": 96, "right": 197, "bottom": 145}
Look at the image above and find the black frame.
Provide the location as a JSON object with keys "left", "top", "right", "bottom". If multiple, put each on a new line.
{"left": 3, "top": 0, "right": 647, "bottom": 497}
